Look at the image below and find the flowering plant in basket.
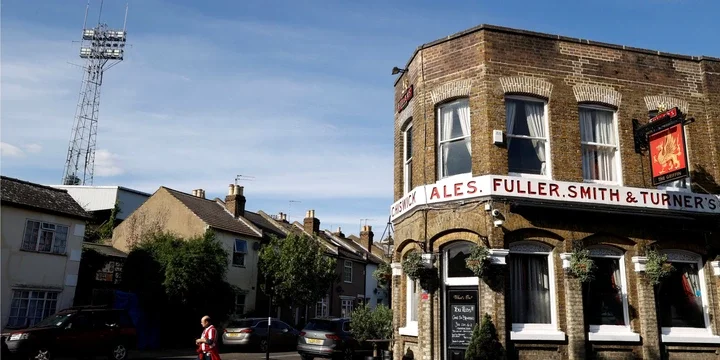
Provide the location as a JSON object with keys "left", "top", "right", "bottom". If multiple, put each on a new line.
{"left": 645, "top": 249, "right": 674, "bottom": 285}
{"left": 569, "top": 248, "right": 595, "bottom": 283}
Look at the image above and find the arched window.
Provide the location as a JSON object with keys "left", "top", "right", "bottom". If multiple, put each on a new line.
{"left": 443, "top": 241, "right": 479, "bottom": 286}
{"left": 579, "top": 104, "right": 622, "bottom": 184}
{"left": 506, "top": 95, "right": 550, "bottom": 177}
{"left": 583, "top": 246, "right": 638, "bottom": 342}
{"left": 403, "top": 120, "right": 413, "bottom": 194}
{"left": 437, "top": 99, "right": 471, "bottom": 179}
{"left": 508, "top": 241, "right": 564, "bottom": 341}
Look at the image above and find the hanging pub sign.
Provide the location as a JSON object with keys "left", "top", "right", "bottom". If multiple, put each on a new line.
{"left": 396, "top": 84, "right": 414, "bottom": 113}
{"left": 649, "top": 121, "right": 689, "bottom": 186}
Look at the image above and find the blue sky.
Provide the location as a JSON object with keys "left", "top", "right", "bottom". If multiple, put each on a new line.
{"left": 2, "top": 0, "right": 718, "bottom": 236}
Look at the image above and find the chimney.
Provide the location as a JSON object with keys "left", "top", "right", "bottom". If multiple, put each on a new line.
{"left": 277, "top": 212, "right": 288, "bottom": 222}
{"left": 303, "top": 209, "right": 320, "bottom": 234}
{"left": 359, "top": 225, "right": 374, "bottom": 253}
{"left": 333, "top": 226, "right": 345, "bottom": 238}
{"left": 224, "top": 184, "right": 246, "bottom": 218}
{"left": 192, "top": 189, "right": 198, "bottom": 196}
{"left": 192, "top": 189, "right": 205, "bottom": 198}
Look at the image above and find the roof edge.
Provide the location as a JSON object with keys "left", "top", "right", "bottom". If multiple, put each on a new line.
{"left": 394, "top": 24, "right": 720, "bottom": 87}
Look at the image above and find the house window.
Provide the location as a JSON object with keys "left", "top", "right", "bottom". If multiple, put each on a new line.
{"left": 580, "top": 106, "right": 621, "bottom": 184}
{"left": 340, "top": 299, "right": 354, "bottom": 318}
{"left": 509, "top": 241, "right": 564, "bottom": 341}
{"left": 343, "top": 260, "right": 353, "bottom": 283}
{"left": 316, "top": 296, "right": 328, "bottom": 317}
{"left": 404, "top": 122, "right": 413, "bottom": 194}
{"left": 7, "top": 290, "right": 59, "bottom": 328}
{"left": 95, "top": 260, "right": 123, "bottom": 284}
{"left": 437, "top": 98, "right": 471, "bottom": 179}
{"left": 444, "top": 241, "right": 479, "bottom": 286}
{"left": 21, "top": 220, "right": 69, "bottom": 254}
{"left": 233, "top": 239, "right": 248, "bottom": 267}
{"left": 506, "top": 96, "right": 550, "bottom": 176}
{"left": 234, "top": 293, "right": 246, "bottom": 315}
{"left": 398, "top": 275, "right": 420, "bottom": 336}
{"left": 583, "top": 246, "right": 637, "bottom": 341}
{"left": 657, "top": 250, "right": 718, "bottom": 343}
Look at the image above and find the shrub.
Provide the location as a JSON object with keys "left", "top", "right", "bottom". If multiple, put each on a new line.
{"left": 350, "top": 304, "right": 393, "bottom": 342}
{"left": 465, "top": 313, "right": 505, "bottom": 360}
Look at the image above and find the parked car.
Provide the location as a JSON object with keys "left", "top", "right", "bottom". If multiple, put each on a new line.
{"left": 221, "top": 317, "right": 299, "bottom": 352}
{"left": 4, "top": 306, "right": 136, "bottom": 360}
{"left": 297, "top": 317, "right": 371, "bottom": 360}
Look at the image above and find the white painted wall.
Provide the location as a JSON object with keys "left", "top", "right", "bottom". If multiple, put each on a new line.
{"left": 51, "top": 186, "right": 150, "bottom": 220}
{"left": 215, "top": 230, "right": 261, "bottom": 314}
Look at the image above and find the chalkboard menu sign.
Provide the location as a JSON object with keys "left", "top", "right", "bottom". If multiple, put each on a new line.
{"left": 447, "top": 290, "right": 478, "bottom": 348}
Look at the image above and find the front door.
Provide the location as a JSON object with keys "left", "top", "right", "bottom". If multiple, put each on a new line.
{"left": 445, "top": 288, "right": 478, "bottom": 360}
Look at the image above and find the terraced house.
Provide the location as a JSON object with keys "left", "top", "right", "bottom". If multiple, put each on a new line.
{"left": 388, "top": 24, "right": 720, "bottom": 360}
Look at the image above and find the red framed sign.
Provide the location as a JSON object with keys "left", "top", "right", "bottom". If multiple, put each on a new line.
{"left": 648, "top": 121, "right": 689, "bottom": 186}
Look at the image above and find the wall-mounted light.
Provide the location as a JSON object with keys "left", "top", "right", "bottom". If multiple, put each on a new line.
{"left": 392, "top": 66, "right": 408, "bottom": 75}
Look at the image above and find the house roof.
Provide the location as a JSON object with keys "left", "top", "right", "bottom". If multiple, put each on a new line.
{"left": 83, "top": 242, "right": 128, "bottom": 258}
{"left": 245, "top": 211, "right": 286, "bottom": 238}
{"left": 1, "top": 176, "right": 91, "bottom": 219}
{"left": 161, "top": 187, "right": 262, "bottom": 238}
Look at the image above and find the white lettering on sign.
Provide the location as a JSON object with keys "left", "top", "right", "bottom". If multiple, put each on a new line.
{"left": 389, "top": 175, "right": 720, "bottom": 221}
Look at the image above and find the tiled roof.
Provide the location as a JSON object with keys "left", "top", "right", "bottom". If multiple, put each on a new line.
{"left": 1, "top": 176, "right": 90, "bottom": 219}
{"left": 162, "top": 187, "right": 262, "bottom": 238}
{"left": 245, "top": 211, "right": 286, "bottom": 238}
{"left": 83, "top": 242, "right": 128, "bottom": 258}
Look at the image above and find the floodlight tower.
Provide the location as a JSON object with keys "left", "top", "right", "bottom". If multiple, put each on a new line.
{"left": 62, "top": 2, "right": 128, "bottom": 185}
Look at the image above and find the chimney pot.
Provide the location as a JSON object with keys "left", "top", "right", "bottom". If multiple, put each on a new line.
{"left": 192, "top": 189, "right": 198, "bottom": 196}
{"left": 235, "top": 185, "right": 243, "bottom": 196}
{"left": 228, "top": 184, "right": 234, "bottom": 196}
{"left": 200, "top": 189, "right": 205, "bottom": 198}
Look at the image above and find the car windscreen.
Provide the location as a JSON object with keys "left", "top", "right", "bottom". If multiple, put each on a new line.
{"left": 31, "top": 313, "right": 73, "bottom": 328}
{"left": 228, "top": 320, "right": 255, "bottom": 328}
{"left": 304, "top": 319, "right": 339, "bottom": 332}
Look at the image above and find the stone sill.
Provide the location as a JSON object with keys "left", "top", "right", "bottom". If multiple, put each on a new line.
{"left": 398, "top": 324, "right": 418, "bottom": 337}
{"left": 662, "top": 333, "right": 720, "bottom": 344}
{"left": 588, "top": 331, "right": 640, "bottom": 342}
{"left": 510, "top": 330, "right": 566, "bottom": 341}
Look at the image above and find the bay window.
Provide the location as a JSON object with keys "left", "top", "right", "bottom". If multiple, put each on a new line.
{"left": 580, "top": 106, "right": 621, "bottom": 184}
{"left": 437, "top": 99, "right": 471, "bottom": 179}
{"left": 506, "top": 96, "right": 550, "bottom": 177}
{"left": 509, "top": 241, "right": 564, "bottom": 340}
{"left": 657, "top": 250, "right": 719, "bottom": 343}
{"left": 404, "top": 122, "right": 413, "bottom": 194}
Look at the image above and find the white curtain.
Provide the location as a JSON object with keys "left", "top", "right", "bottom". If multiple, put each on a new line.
{"left": 458, "top": 103, "right": 471, "bottom": 154}
{"left": 510, "top": 254, "right": 551, "bottom": 324}
{"left": 441, "top": 106, "right": 454, "bottom": 177}
{"left": 505, "top": 102, "right": 517, "bottom": 148}
{"left": 581, "top": 109, "right": 616, "bottom": 181}
{"left": 525, "top": 103, "right": 546, "bottom": 175}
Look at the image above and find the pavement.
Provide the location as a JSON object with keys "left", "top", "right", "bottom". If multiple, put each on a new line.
{"left": 130, "top": 349, "right": 301, "bottom": 360}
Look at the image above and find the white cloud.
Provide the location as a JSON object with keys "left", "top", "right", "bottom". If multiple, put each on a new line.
{"left": 1, "top": 142, "right": 24, "bottom": 158}
{"left": 94, "top": 150, "right": 124, "bottom": 177}
{"left": 23, "top": 144, "right": 43, "bottom": 153}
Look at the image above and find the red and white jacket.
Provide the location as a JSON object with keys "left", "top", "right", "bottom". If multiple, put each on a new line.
{"left": 200, "top": 325, "right": 217, "bottom": 352}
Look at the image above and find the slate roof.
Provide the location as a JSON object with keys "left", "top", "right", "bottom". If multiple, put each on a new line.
{"left": 245, "top": 211, "right": 286, "bottom": 238}
{"left": 83, "top": 242, "right": 128, "bottom": 258}
{"left": 1, "top": 176, "right": 90, "bottom": 219}
{"left": 161, "top": 187, "right": 262, "bottom": 238}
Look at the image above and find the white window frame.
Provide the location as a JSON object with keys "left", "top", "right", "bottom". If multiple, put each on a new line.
{"left": 585, "top": 246, "right": 639, "bottom": 342}
{"left": 21, "top": 220, "right": 69, "bottom": 255}
{"left": 232, "top": 239, "right": 248, "bottom": 267}
{"left": 403, "top": 122, "right": 413, "bottom": 195}
{"left": 343, "top": 260, "right": 353, "bottom": 283}
{"left": 7, "top": 290, "right": 60, "bottom": 328}
{"left": 316, "top": 295, "right": 329, "bottom": 317}
{"left": 579, "top": 104, "right": 623, "bottom": 186}
{"left": 399, "top": 274, "right": 419, "bottom": 336}
{"left": 437, "top": 98, "right": 472, "bottom": 181}
{"left": 508, "top": 241, "right": 565, "bottom": 341}
{"left": 659, "top": 250, "right": 720, "bottom": 344}
{"left": 506, "top": 95, "right": 552, "bottom": 179}
{"left": 443, "top": 241, "right": 479, "bottom": 287}
{"left": 340, "top": 297, "right": 354, "bottom": 318}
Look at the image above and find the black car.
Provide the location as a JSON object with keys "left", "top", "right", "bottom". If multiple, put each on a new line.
{"left": 4, "top": 307, "right": 137, "bottom": 360}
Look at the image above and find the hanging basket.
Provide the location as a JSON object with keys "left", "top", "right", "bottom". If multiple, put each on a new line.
{"left": 373, "top": 262, "right": 393, "bottom": 288}
{"left": 402, "top": 252, "right": 424, "bottom": 280}
{"left": 645, "top": 249, "right": 674, "bottom": 285}
{"left": 465, "top": 244, "right": 491, "bottom": 277}
{"left": 568, "top": 248, "right": 595, "bottom": 283}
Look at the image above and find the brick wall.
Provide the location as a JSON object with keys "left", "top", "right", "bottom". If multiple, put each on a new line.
{"left": 391, "top": 25, "right": 720, "bottom": 360}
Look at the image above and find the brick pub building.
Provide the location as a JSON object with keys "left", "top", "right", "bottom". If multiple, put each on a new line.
{"left": 389, "top": 25, "right": 720, "bottom": 360}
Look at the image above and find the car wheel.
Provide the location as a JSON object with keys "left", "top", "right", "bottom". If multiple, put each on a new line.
{"left": 259, "top": 338, "right": 269, "bottom": 352}
{"left": 29, "top": 348, "right": 51, "bottom": 360}
{"left": 109, "top": 344, "right": 128, "bottom": 360}
{"left": 343, "top": 347, "right": 353, "bottom": 360}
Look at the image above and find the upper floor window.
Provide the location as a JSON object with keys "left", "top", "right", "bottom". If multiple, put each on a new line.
{"left": 437, "top": 99, "right": 471, "bottom": 179}
{"left": 580, "top": 105, "right": 621, "bottom": 184}
{"left": 506, "top": 96, "right": 550, "bottom": 177}
{"left": 22, "top": 220, "right": 69, "bottom": 255}
{"left": 404, "top": 122, "right": 413, "bottom": 194}
{"left": 233, "top": 239, "right": 248, "bottom": 267}
{"left": 343, "top": 260, "right": 353, "bottom": 283}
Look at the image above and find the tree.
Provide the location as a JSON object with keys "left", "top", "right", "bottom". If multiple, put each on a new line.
{"left": 350, "top": 303, "right": 393, "bottom": 342}
{"left": 259, "top": 233, "right": 337, "bottom": 307}
{"left": 465, "top": 313, "right": 505, "bottom": 360}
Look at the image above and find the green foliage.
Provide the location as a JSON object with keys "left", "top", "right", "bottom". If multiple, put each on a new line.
{"left": 373, "top": 262, "right": 392, "bottom": 288}
{"left": 465, "top": 313, "right": 505, "bottom": 360}
{"left": 349, "top": 303, "right": 393, "bottom": 342}
{"left": 465, "top": 244, "right": 490, "bottom": 277}
{"left": 645, "top": 249, "right": 674, "bottom": 285}
{"left": 259, "top": 233, "right": 337, "bottom": 307}
{"left": 569, "top": 248, "right": 595, "bottom": 283}
{"left": 402, "top": 252, "right": 423, "bottom": 280}
{"left": 85, "top": 202, "right": 121, "bottom": 243}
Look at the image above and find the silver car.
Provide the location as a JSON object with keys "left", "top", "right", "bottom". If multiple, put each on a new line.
{"left": 222, "top": 318, "right": 298, "bottom": 352}
{"left": 297, "top": 317, "right": 370, "bottom": 360}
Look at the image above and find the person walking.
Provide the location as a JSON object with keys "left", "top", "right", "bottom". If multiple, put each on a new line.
{"left": 196, "top": 315, "right": 221, "bottom": 360}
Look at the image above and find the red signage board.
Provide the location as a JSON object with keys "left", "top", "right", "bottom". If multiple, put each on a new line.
{"left": 649, "top": 107, "right": 678, "bottom": 123}
{"left": 648, "top": 122, "right": 689, "bottom": 186}
{"left": 396, "top": 85, "right": 413, "bottom": 113}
